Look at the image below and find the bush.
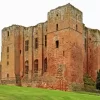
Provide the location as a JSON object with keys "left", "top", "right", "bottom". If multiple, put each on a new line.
{"left": 83, "top": 74, "right": 96, "bottom": 92}
{"left": 96, "top": 69, "right": 100, "bottom": 90}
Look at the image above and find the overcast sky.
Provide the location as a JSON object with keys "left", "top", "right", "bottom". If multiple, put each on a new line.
{"left": 0, "top": 0, "right": 99, "bottom": 61}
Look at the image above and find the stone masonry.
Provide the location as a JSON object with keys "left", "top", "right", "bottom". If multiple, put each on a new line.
{"left": 0, "top": 3, "right": 100, "bottom": 90}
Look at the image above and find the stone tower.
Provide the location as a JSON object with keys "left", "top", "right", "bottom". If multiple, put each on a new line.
{"left": 47, "top": 3, "right": 84, "bottom": 90}
{"left": 1, "top": 25, "right": 21, "bottom": 85}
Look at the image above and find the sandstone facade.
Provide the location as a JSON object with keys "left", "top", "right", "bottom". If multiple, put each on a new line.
{"left": 0, "top": 3, "right": 100, "bottom": 90}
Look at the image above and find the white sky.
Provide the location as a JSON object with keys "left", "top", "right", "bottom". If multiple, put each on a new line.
{"left": 0, "top": 0, "right": 100, "bottom": 61}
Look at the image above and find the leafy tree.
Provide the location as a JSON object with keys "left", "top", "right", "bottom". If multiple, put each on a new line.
{"left": 96, "top": 69, "right": 100, "bottom": 90}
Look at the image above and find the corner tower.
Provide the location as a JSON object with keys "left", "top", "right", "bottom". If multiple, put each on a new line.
{"left": 47, "top": 3, "right": 84, "bottom": 90}
{"left": 1, "top": 25, "right": 18, "bottom": 84}
{"left": 1, "top": 25, "right": 24, "bottom": 85}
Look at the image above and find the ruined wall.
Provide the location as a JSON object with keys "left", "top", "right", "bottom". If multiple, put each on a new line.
{"left": 46, "top": 3, "right": 84, "bottom": 90}
{"left": 68, "top": 4, "right": 84, "bottom": 86}
{"left": 33, "top": 24, "right": 43, "bottom": 76}
{"left": 1, "top": 26, "right": 16, "bottom": 80}
{"left": 22, "top": 27, "right": 33, "bottom": 82}
{"left": 1, "top": 25, "right": 25, "bottom": 85}
{"left": 84, "top": 28, "right": 100, "bottom": 81}
{"left": 19, "top": 26, "right": 25, "bottom": 79}
{"left": 43, "top": 22, "right": 47, "bottom": 73}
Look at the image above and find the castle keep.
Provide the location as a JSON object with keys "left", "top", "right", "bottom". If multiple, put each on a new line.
{"left": 0, "top": 3, "right": 100, "bottom": 90}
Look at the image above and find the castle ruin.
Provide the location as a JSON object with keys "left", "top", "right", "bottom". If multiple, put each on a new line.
{"left": 0, "top": 3, "right": 100, "bottom": 90}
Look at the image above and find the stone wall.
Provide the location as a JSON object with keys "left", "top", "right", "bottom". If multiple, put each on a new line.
{"left": 84, "top": 28, "right": 100, "bottom": 81}
{"left": 0, "top": 3, "right": 100, "bottom": 91}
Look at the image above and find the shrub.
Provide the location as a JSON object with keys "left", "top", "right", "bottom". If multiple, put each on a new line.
{"left": 96, "top": 69, "right": 100, "bottom": 90}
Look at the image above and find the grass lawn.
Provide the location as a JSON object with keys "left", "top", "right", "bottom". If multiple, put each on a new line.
{"left": 0, "top": 85, "right": 100, "bottom": 100}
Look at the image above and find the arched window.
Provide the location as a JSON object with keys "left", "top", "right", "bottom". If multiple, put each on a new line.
{"left": 34, "top": 59, "right": 38, "bottom": 73}
{"left": 44, "top": 58, "right": 47, "bottom": 72}
{"left": 25, "top": 60, "right": 29, "bottom": 74}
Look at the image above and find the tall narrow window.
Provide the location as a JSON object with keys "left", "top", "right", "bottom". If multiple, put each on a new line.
{"left": 7, "top": 31, "right": 9, "bottom": 37}
{"left": 76, "top": 24, "right": 78, "bottom": 31}
{"left": 7, "top": 61, "right": 9, "bottom": 65}
{"left": 34, "top": 59, "right": 38, "bottom": 73}
{"left": 84, "top": 38, "right": 87, "bottom": 52}
{"left": 63, "top": 51, "right": 65, "bottom": 56}
{"left": 7, "top": 47, "right": 9, "bottom": 53}
{"left": 44, "top": 58, "right": 47, "bottom": 72}
{"left": 20, "top": 50, "right": 21, "bottom": 54}
{"left": 25, "top": 60, "right": 29, "bottom": 74}
{"left": 56, "top": 40, "right": 59, "bottom": 48}
{"left": 45, "top": 35, "right": 47, "bottom": 47}
{"left": 7, "top": 74, "right": 9, "bottom": 78}
{"left": 35, "top": 38, "right": 38, "bottom": 49}
{"left": 56, "top": 24, "right": 58, "bottom": 31}
{"left": 25, "top": 40, "right": 29, "bottom": 51}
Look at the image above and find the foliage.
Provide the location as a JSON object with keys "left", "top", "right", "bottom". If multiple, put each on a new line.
{"left": 71, "top": 83, "right": 83, "bottom": 91}
{"left": 83, "top": 74, "right": 96, "bottom": 92}
{"left": 84, "top": 74, "right": 95, "bottom": 86}
{"left": 96, "top": 70, "right": 100, "bottom": 90}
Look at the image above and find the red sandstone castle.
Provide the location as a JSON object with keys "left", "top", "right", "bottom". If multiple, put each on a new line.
{"left": 0, "top": 3, "right": 100, "bottom": 90}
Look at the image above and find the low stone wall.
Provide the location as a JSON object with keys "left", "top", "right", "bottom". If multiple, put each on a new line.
{"left": 0, "top": 78, "right": 16, "bottom": 85}
{"left": 21, "top": 75, "right": 68, "bottom": 91}
{"left": 0, "top": 76, "right": 83, "bottom": 91}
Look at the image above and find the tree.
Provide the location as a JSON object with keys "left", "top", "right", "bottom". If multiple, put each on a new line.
{"left": 96, "top": 69, "right": 100, "bottom": 90}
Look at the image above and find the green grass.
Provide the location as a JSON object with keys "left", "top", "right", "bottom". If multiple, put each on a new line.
{"left": 0, "top": 85, "right": 100, "bottom": 100}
